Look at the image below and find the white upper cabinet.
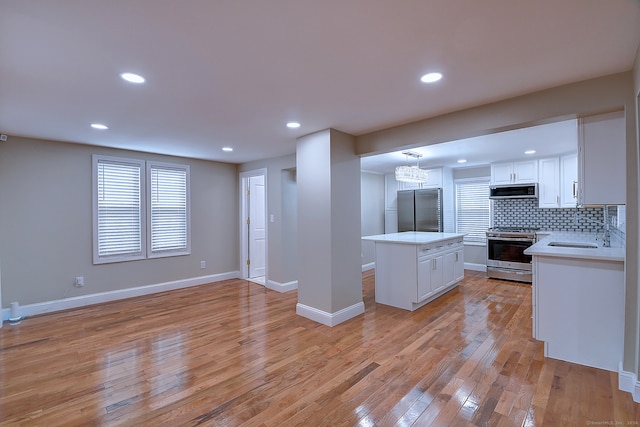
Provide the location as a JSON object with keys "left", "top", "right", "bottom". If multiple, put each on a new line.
{"left": 421, "top": 168, "right": 443, "bottom": 188}
{"left": 560, "top": 153, "right": 578, "bottom": 208}
{"left": 537, "top": 154, "right": 578, "bottom": 208}
{"left": 491, "top": 160, "right": 538, "bottom": 184}
{"left": 538, "top": 157, "right": 560, "bottom": 208}
{"left": 578, "top": 111, "right": 626, "bottom": 206}
{"left": 491, "top": 163, "right": 514, "bottom": 184}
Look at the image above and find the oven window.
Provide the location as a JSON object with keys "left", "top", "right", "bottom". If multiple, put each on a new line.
{"left": 488, "top": 239, "right": 533, "bottom": 264}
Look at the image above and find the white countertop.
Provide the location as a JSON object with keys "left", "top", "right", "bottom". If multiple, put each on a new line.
{"left": 362, "top": 232, "right": 465, "bottom": 245}
{"left": 524, "top": 231, "right": 625, "bottom": 262}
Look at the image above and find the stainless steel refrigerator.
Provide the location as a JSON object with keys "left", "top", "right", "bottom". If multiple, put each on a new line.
{"left": 397, "top": 189, "right": 443, "bottom": 232}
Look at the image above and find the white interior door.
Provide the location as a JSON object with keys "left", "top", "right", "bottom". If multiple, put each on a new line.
{"left": 248, "top": 175, "right": 266, "bottom": 278}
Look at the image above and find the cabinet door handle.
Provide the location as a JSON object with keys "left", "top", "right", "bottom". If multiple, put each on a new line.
{"left": 455, "top": 252, "right": 459, "bottom": 262}
{"left": 557, "top": 195, "right": 560, "bottom": 205}
{"left": 572, "top": 181, "right": 577, "bottom": 198}
{"left": 432, "top": 259, "right": 436, "bottom": 270}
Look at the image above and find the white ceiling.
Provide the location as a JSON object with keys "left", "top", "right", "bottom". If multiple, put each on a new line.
{"left": 1, "top": 1, "right": 639, "bottom": 165}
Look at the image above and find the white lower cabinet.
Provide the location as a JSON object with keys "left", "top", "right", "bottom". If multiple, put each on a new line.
{"left": 532, "top": 255, "right": 624, "bottom": 372}
{"left": 453, "top": 249, "right": 464, "bottom": 283}
{"left": 418, "top": 254, "right": 444, "bottom": 301}
{"left": 418, "top": 256, "right": 435, "bottom": 301}
{"left": 416, "top": 239, "right": 463, "bottom": 305}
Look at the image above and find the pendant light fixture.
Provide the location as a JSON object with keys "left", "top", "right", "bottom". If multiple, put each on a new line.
{"left": 395, "top": 151, "right": 428, "bottom": 183}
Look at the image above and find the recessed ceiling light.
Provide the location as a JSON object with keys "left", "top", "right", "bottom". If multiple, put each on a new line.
{"left": 222, "top": 147, "right": 233, "bottom": 152}
{"left": 420, "top": 72, "right": 443, "bottom": 83}
{"left": 120, "top": 72, "right": 145, "bottom": 84}
{"left": 90, "top": 123, "right": 109, "bottom": 130}
{"left": 286, "top": 122, "right": 301, "bottom": 129}
{"left": 525, "top": 150, "right": 536, "bottom": 155}
{"left": 457, "top": 159, "right": 467, "bottom": 163}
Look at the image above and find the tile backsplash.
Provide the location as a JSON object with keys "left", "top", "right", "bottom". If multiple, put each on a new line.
{"left": 493, "top": 199, "right": 623, "bottom": 236}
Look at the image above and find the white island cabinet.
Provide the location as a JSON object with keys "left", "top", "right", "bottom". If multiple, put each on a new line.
{"left": 362, "top": 232, "right": 464, "bottom": 311}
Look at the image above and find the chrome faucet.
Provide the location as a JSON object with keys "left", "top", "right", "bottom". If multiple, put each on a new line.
{"left": 602, "top": 205, "right": 611, "bottom": 247}
{"left": 573, "top": 205, "right": 611, "bottom": 247}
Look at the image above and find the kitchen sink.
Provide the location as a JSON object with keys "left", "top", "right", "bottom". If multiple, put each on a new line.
{"left": 547, "top": 241, "right": 599, "bottom": 249}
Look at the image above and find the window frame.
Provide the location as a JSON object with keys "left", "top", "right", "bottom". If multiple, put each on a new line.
{"left": 454, "top": 177, "right": 491, "bottom": 245}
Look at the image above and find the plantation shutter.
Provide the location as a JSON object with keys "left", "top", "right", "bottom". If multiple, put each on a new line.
{"left": 455, "top": 179, "right": 490, "bottom": 243}
{"left": 149, "top": 164, "right": 189, "bottom": 255}
{"left": 96, "top": 158, "right": 144, "bottom": 260}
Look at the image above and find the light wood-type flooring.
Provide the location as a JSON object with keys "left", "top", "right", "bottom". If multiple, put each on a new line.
{"left": 1, "top": 270, "right": 639, "bottom": 426}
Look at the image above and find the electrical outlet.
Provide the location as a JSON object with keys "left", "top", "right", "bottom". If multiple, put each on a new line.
{"left": 75, "top": 276, "right": 84, "bottom": 287}
{"left": 200, "top": 260, "right": 206, "bottom": 269}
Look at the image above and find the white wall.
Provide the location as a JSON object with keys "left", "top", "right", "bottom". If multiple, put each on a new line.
{"left": 239, "top": 154, "right": 297, "bottom": 285}
{"left": 281, "top": 168, "right": 298, "bottom": 283}
{"left": 0, "top": 137, "right": 239, "bottom": 307}
{"left": 631, "top": 45, "right": 640, "bottom": 383}
{"left": 361, "top": 172, "right": 385, "bottom": 266}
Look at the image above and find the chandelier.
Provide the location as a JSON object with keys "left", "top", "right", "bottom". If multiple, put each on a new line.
{"left": 395, "top": 151, "right": 428, "bottom": 183}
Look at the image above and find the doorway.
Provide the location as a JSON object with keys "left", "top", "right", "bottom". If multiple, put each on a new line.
{"left": 240, "top": 169, "right": 267, "bottom": 284}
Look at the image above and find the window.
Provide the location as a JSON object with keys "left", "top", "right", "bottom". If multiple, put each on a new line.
{"left": 455, "top": 178, "right": 490, "bottom": 243}
{"left": 93, "top": 155, "right": 190, "bottom": 264}
{"left": 93, "top": 156, "right": 145, "bottom": 263}
{"left": 148, "top": 162, "right": 190, "bottom": 257}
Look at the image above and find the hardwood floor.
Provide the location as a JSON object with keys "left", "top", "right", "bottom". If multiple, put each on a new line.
{"left": 1, "top": 270, "right": 638, "bottom": 426}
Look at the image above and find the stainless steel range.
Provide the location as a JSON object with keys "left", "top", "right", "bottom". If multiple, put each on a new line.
{"left": 486, "top": 227, "right": 539, "bottom": 283}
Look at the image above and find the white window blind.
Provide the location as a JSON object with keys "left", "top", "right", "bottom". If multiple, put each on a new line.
{"left": 94, "top": 156, "right": 145, "bottom": 263}
{"left": 455, "top": 179, "right": 490, "bottom": 243}
{"left": 148, "top": 162, "right": 190, "bottom": 257}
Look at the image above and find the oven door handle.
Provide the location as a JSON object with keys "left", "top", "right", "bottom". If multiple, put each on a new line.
{"left": 487, "top": 236, "right": 535, "bottom": 243}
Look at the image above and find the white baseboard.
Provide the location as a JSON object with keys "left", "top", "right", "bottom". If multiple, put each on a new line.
{"left": 362, "top": 262, "right": 375, "bottom": 272}
{"left": 296, "top": 301, "right": 365, "bottom": 327}
{"left": 464, "top": 262, "right": 487, "bottom": 272}
{"left": 618, "top": 363, "right": 640, "bottom": 403}
{"left": 1, "top": 271, "right": 240, "bottom": 322}
{"left": 266, "top": 279, "right": 298, "bottom": 293}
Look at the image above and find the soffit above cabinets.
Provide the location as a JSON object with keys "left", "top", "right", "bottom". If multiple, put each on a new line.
{"left": 360, "top": 119, "right": 578, "bottom": 174}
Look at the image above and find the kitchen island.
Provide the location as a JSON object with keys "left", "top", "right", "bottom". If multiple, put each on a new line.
{"left": 525, "top": 232, "right": 625, "bottom": 371}
{"left": 362, "top": 232, "right": 465, "bottom": 311}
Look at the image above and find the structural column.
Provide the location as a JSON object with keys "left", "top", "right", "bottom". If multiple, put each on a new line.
{"left": 296, "top": 129, "right": 364, "bottom": 326}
